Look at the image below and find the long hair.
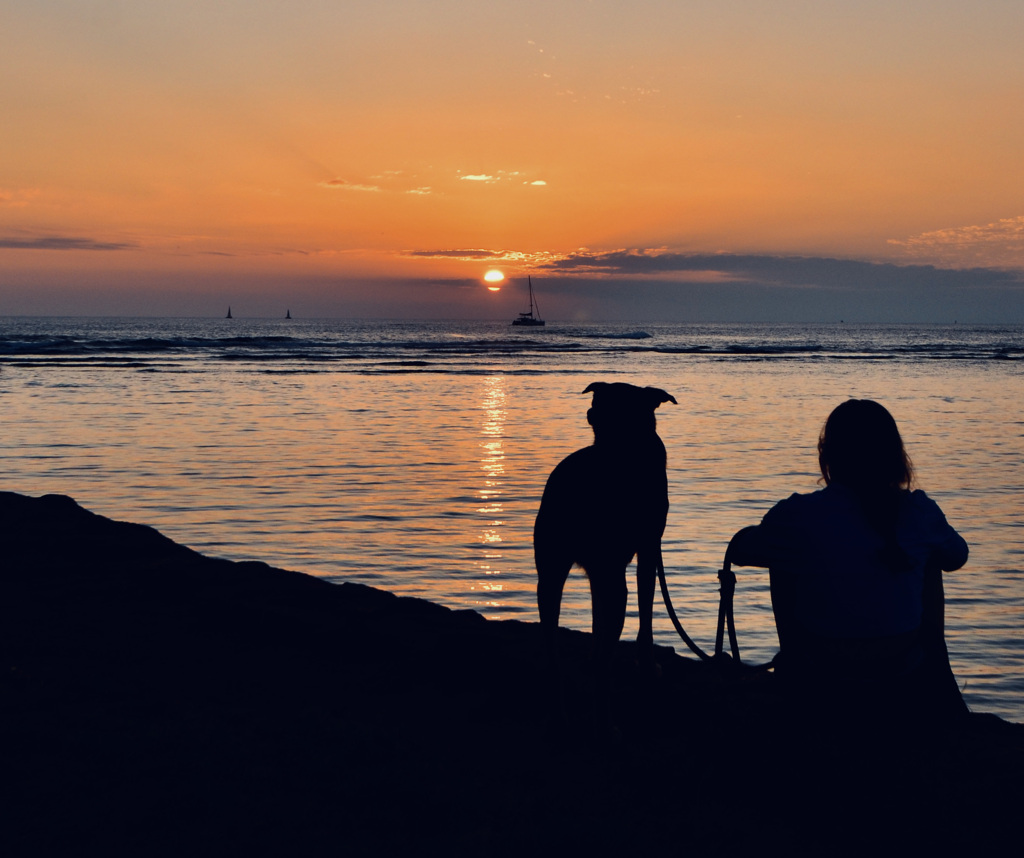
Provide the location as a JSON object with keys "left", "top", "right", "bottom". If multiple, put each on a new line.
{"left": 818, "top": 399, "right": 915, "bottom": 571}
{"left": 818, "top": 399, "right": 914, "bottom": 491}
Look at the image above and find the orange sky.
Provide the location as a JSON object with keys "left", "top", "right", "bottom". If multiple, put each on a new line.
{"left": 3, "top": 1, "right": 1024, "bottom": 319}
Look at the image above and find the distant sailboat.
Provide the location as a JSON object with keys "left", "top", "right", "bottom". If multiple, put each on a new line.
{"left": 286, "top": 309, "right": 292, "bottom": 319}
{"left": 226, "top": 306, "right": 233, "bottom": 319}
{"left": 511, "top": 277, "right": 545, "bottom": 327}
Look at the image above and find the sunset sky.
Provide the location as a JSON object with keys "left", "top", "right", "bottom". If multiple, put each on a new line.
{"left": 3, "top": 1, "right": 1024, "bottom": 320}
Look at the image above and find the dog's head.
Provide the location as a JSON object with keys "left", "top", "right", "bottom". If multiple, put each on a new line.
{"left": 583, "top": 382, "right": 676, "bottom": 445}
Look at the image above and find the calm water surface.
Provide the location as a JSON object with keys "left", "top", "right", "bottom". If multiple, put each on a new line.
{"left": 2, "top": 318, "right": 1022, "bottom": 721}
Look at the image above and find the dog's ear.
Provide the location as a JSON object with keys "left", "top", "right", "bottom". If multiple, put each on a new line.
{"left": 584, "top": 382, "right": 676, "bottom": 411}
{"left": 644, "top": 387, "right": 677, "bottom": 408}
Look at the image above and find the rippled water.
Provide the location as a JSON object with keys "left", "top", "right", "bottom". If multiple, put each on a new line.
{"left": 2, "top": 317, "right": 1022, "bottom": 721}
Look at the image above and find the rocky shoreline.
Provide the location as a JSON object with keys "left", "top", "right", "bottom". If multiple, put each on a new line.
{"left": 2, "top": 491, "right": 1021, "bottom": 856}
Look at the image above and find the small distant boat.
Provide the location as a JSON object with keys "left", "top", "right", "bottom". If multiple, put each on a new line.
{"left": 226, "top": 306, "right": 233, "bottom": 319}
{"left": 286, "top": 309, "right": 291, "bottom": 319}
{"left": 512, "top": 277, "right": 545, "bottom": 327}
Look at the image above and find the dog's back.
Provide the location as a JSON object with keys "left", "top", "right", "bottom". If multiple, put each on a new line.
{"left": 534, "top": 435, "right": 668, "bottom": 576}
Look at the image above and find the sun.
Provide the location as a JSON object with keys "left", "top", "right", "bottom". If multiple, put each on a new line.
{"left": 484, "top": 269, "right": 505, "bottom": 291}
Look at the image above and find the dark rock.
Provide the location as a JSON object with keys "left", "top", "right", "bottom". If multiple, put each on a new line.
{"left": 1, "top": 491, "right": 1021, "bottom": 857}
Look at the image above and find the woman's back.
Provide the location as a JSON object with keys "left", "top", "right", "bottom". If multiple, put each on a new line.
{"left": 756, "top": 483, "right": 967, "bottom": 640}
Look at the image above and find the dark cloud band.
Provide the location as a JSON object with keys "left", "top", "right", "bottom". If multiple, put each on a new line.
{"left": 0, "top": 236, "right": 136, "bottom": 251}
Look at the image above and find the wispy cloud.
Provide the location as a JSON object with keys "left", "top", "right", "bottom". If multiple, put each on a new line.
{"left": 319, "top": 178, "right": 382, "bottom": 192}
{"left": 0, "top": 187, "right": 40, "bottom": 207}
{"left": 404, "top": 248, "right": 565, "bottom": 266}
{"left": 457, "top": 170, "right": 547, "bottom": 186}
{"left": 536, "top": 248, "right": 780, "bottom": 277}
{"left": 406, "top": 249, "right": 506, "bottom": 260}
{"left": 319, "top": 174, "right": 436, "bottom": 195}
{"left": 0, "top": 235, "right": 136, "bottom": 251}
{"left": 889, "top": 216, "right": 1024, "bottom": 268}
{"left": 321, "top": 170, "right": 544, "bottom": 194}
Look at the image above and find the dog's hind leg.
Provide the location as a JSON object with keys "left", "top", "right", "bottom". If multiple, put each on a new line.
{"left": 536, "top": 554, "right": 572, "bottom": 636}
{"left": 586, "top": 565, "right": 628, "bottom": 734}
{"left": 535, "top": 549, "right": 573, "bottom": 728}
{"left": 635, "top": 547, "right": 659, "bottom": 664}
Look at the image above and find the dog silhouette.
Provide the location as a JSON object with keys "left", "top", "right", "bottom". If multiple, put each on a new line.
{"left": 534, "top": 382, "right": 676, "bottom": 728}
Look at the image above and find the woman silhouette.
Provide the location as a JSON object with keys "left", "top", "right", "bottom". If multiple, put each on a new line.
{"left": 732, "top": 399, "right": 969, "bottom": 721}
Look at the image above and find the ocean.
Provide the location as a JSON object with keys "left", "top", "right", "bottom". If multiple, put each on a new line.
{"left": 2, "top": 317, "right": 1022, "bottom": 721}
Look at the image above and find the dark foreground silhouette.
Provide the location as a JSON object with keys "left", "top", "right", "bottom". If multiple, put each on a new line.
{"left": 2, "top": 491, "right": 1021, "bottom": 857}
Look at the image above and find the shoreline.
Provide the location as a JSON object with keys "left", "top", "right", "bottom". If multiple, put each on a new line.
{"left": 3, "top": 491, "right": 1021, "bottom": 856}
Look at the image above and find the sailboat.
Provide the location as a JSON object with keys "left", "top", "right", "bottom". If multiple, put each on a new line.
{"left": 226, "top": 306, "right": 233, "bottom": 319}
{"left": 286, "top": 309, "right": 291, "bottom": 319}
{"left": 511, "top": 277, "right": 545, "bottom": 327}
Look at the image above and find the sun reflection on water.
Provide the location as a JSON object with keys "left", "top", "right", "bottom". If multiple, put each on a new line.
{"left": 472, "top": 376, "right": 508, "bottom": 596}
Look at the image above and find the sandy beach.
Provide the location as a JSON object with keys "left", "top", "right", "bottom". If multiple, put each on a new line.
{"left": 3, "top": 490, "right": 1021, "bottom": 856}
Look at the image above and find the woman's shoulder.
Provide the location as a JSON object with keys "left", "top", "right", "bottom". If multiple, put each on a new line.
{"left": 902, "top": 488, "right": 963, "bottom": 532}
{"left": 772, "top": 483, "right": 851, "bottom": 508}
{"left": 767, "top": 490, "right": 811, "bottom": 511}
{"left": 903, "top": 488, "right": 946, "bottom": 517}
{"left": 763, "top": 487, "right": 829, "bottom": 524}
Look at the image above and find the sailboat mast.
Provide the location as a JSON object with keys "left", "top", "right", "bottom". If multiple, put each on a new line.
{"left": 511, "top": 275, "right": 544, "bottom": 325}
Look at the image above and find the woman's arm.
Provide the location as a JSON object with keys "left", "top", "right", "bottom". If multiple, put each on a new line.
{"left": 914, "top": 491, "right": 969, "bottom": 572}
{"left": 727, "top": 524, "right": 775, "bottom": 568}
{"left": 728, "top": 495, "right": 803, "bottom": 568}
{"left": 935, "top": 526, "right": 968, "bottom": 572}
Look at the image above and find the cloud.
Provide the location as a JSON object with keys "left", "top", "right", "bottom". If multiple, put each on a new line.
{"left": 497, "top": 248, "right": 1024, "bottom": 323}
{"left": 536, "top": 248, "right": 1024, "bottom": 291}
{"left": 318, "top": 178, "right": 382, "bottom": 192}
{"left": 404, "top": 248, "right": 566, "bottom": 266}
{"left": 320, "top": 175, "right": 434, "bottom": 195}
{"left": 0, "top": 187, "right": 40, "bottom": 207}
{"left": 889, "top": 216, "right": 1024, "bottom": 268}
{"left": 406, "top": 249, "right": 506, "bottom": 260}
{"left": 457, "top": 171, "right": 546, "bottom": 186}
{"left": 0, "top": 235, "right": 136, "bottom": 251}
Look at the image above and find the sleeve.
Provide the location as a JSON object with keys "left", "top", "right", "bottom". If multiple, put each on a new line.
{"left": 913, "top": 491, "right": 969, "bottom": 572}
{"left": 728, "top": 494, "right": 802, "bottom": 568}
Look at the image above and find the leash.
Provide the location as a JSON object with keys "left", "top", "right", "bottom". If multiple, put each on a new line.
{"left": 656, "top": 529, "right": 776, "bottom": 673}
{"left": 656, "top": 553, "right": 712, "bottom": 662}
